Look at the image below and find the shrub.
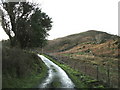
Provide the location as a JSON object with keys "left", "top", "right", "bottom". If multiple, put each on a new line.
{"left": 2, "top": 47, "right": 41, "bottom": 78}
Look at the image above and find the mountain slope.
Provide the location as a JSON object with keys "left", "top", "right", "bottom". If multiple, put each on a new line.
{"left": 44, "top": 30, "right": 119, "bottom": 88}
{"left": 44, "top": 30, "right": 119, "bottom": 58}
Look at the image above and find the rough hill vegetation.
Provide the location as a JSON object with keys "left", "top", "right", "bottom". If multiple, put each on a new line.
{"left": 44, "top": 30, "right": 120, "bottom": 58}
{"left": 2, "top": 40, "right": 47, "bottom": 88}
{"left": 44, "top": 30, "right": 119, "bottom": 88}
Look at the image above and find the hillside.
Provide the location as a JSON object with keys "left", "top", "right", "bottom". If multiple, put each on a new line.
{"left": 44, "top": 30, "right": 120, "bottom": 58}
{"left": 44, "top": 30, "right": 120, "bottom": 87}
{"left": 2, "top": 40, "right": 47, "bottom": 88}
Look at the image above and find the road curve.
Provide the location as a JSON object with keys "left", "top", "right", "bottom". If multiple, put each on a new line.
{"left": 37, "top": 54, "right": 75, "bottom": 88}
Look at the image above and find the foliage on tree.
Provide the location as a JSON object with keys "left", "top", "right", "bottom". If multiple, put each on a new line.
{"left": 1, "top": 1, "right": 52, "bottom": 48}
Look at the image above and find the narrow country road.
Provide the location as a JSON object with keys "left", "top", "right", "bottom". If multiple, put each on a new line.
{"left": 37, "top": 54, "right": 75, "bottom": 88}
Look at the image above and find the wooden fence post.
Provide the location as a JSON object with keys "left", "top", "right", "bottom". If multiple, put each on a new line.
{"left": 96, "top": 65, "right": 99, "bottom": 81}
{"left": 93, "top": 63, "right": 99, "bottom": 81}
{"left": 85, "top": 63, "right": 87, "bottom": 73}
{"left": 107, "top": 65, "right": 110, "bottom": 87}
{"left": 74, "top": 61, "right": 76, "bottom": 69}
{"left": 118, "top": 62, "right": 120, "bottom": 88}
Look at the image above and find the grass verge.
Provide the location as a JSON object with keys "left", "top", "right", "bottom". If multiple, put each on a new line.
{"left": 2, "top": 47, "right": 47, "bottom": 88}
{"left": 43, "top": 54, "right": 105, "bottom": 88}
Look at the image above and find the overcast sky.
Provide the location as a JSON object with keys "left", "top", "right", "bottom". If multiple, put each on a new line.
{"left": 0, "top": 0, "right": 119, "bottom": 40}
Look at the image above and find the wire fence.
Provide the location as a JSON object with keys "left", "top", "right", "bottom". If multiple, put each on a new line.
{"left": 46, "top": 53, "right": 119, "bottom": 88}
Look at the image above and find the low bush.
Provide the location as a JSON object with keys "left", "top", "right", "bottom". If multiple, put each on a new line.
{"left": 2, "top": 46, "right": 47, "bottom": 88}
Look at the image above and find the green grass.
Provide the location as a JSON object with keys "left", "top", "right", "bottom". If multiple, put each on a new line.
{"left": 3, "top": 57, "right": 47, "bottom": 88}
{"left": 43, "top": 54, "right": 105, "bottom": 88}
{"left": 50, "top": 77, "right": 61, "bottom": 88}
{"left": 60, "top": 64, "right": 87, "bottom": 88}
{"left": 2, "top": 46, "right": 48, "bottom": 88}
